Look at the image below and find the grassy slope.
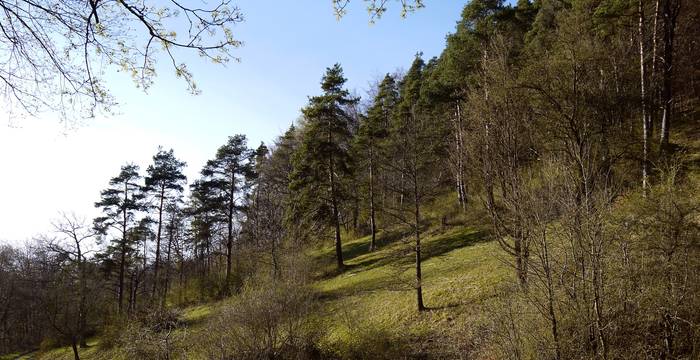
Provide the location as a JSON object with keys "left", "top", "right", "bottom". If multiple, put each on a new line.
{"left": 312, "top": 226, "right": 511, "bottom": 358}
{"left": 27, "top": 119, "right": 699, "bottom": 359}
{"left": 25, "top": 225, "right": 511, "bottom": 359}
{"left": 11, "top": 110, "right": 698, "bottom": 360}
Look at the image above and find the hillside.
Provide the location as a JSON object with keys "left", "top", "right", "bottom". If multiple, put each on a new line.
{"left": 14, "top": 224, "right": 515, "bottom": 359}
{"left": 1, "top": 0, "right": 698, "bottom": 358}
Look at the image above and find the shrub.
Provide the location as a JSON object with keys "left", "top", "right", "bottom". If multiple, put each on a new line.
{"left": 199, "top": 273, "right": 322, "bottom": 359}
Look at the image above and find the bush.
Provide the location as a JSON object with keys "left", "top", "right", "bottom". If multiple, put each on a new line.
{"left": 199, "top": 273, "right": 322, "bottom": 359}
{"left": 38, "top": 337, "right": 58, "bottom": 352}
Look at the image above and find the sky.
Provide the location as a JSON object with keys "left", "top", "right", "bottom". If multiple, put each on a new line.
{"left": 0, "top": 0, "right": 466, "bottom": 244}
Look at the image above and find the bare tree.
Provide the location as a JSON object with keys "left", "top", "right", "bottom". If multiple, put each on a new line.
{"left": 38, "top": 213, "right": 98, "bottom": 359}
{"left": 332, "top": 0, "right": 425, "bottom": 21}
{"left": 46, "top": 212, "right": 97, "bottom": 349}
{"left": 0, "top": 0, "right": 243, "bottom": 122}
{"left": 468, "top": 36, "right": 535, "bottom": 286}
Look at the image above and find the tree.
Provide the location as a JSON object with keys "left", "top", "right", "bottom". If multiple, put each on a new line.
{"left": 356, "top": 74, "right": 398, "bottom": 251}
{"left": 125, "top": 217, "right": 155, "bottom": 311}
{"left": 46, "top": 213, "right": 97, "bottom": 349}
{"left": 94, "top": 163, "right": 145, "bottom": 314}
{"left": 144, "top": 148, "right": 186, "bottom": 300}
{"left": 657, "top": 0, "right": 681, "bottom": 153}
{"left": 162, "top": 202, "right": 185, "bottom": 307}
{"left": 40, "top": 213, "right": 99, "bottom": 359}
{"left": 290, "top": 64, "right": 358, "bottom": 270}
{"left": 425, "top": 1, "right": 489, "bottom": 210}
{"left": 384, "top": 55, "right": 446, "bottom": 311}
{"left": 468, "top": 35, "right": 536, "bottom": 286}
{"left": 0, "top": 0, "right": 243, "bottom": 121}
{"left": 333, "top": 0, "right": 425, "bottom": 21}
{"left": 268, "top": 125, "right": 300, "bottom": 192}
{"left": 243, "top": 142, "right": 288, "bottom": 278}
{"left": 188, "top": 179, "right": 220, "bottom": 280}
{"left": 201, "top": 134, "right": 255, "bottom": 293}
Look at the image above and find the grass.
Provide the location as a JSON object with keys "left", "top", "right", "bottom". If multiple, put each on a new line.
{"left": 6, "top": 111, "right": 696, "bottom": 360}
{"left": 180, "top": 304, "right": 213, "bottom": 325}
{"left": 17, "top": 223, "right": 511, "bottom": 359}
{"left": 312, "top": 226, "right": 511, "bottom": 357}
{"left": 12, "top": 339, "right": 115, "bottom": 360}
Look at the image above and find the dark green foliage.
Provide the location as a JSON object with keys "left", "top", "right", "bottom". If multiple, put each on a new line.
{"left": 199, "top": 134, "right": 256, "bottom": 292}
{"left": 93, "top": 164, "right": 144, "bottom": 236}
{"left": 144, "top": 149, "right": 187, "bottom": 197}
{"left": 94, "top": 164, "right": 146, "bottom": 314}
{"left": 290, "top": 64, "right": 359, "bottom": 268}
{"left": 3, "top": 1, "right": 700, "bottom": 358}
{"left": 354, "top": 74, "right": 400, "bottom": 250}
{"left": 144, "top": 148, "right": 187, "bottom": 300}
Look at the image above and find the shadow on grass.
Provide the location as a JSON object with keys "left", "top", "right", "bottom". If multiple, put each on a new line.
{"left": 344, "top": 227, "right": 416, "bottom": 262}
{"left": 422, "top": 229, "right": 489, "bottom": 262}
{"left": 319, "top": 228, "right": 491, "bottom": 299}
{"left": 316, "top": 227, "right": 416, "bottom": 278}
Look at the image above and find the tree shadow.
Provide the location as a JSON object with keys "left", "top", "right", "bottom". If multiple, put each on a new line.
{"left": 389, "top": 228, "right": 490, "bottom": 267}
{"left": 319, "top": 228, "right": 491, "bottom": 298}
{"left": 342, "top": 227, "right": 415, "bottom": 262}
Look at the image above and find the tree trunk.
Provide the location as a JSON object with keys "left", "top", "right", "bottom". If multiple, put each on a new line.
{"left": 414, "top": 178, "right": 425, "bottom": 312}
{"left": 77, "top": 247, "right": 87, "bottom": 348}
{"left": 328, "top": 121, "right": 344, "bottom": 270}
{"left": 271, "top": 236, "right": 280, "bottom": 279}
{"left": 153, "top": 186, "right": 165, "bottom": 297}
{"left": 659, "top": 0, "right": 677, "bottom": 153}
{"left": 455, "top": 102, "right": 467, "bottom": 210}
{"left": 118, "top": 186, "right": 127, "bottom": 314}
{"left": 71, "top": 336, "right": 80, "bottom": 360}
{"left": 163, "top": 223, "right": 174, "bottom": 308}
{"left": 225, "top": 173, "right": 235, "bottom": 293}
{"left": 332, "top": 196, "right": 344, "bottom": 270}
{"left": 650, "top": 0, "right": 661, "bottom": 139}
{"left": 515, "top": 232, "right": 528, "bottom": 287}
{"left": 368, "top": 145, "right": 377, "bottom": 252}
{"left": 542, "top": 229, "right": 561, "bottom": 360}
{"left": 639, "top": 0, "right": 650, "bottom": 192}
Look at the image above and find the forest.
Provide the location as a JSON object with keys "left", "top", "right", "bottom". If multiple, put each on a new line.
{"left": 0, "top": 0, "right": 698, "bottom": 359}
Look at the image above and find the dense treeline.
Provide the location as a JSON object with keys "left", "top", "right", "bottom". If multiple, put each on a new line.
{"left": 1, "top": 0, "right": 698, "bottom": 358}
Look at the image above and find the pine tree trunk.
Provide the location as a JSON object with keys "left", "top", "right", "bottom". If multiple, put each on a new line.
{"left": 118, "top": 185, "right": 128, "bottom": 314}
{"left": 271, "top": 236, "right": 280, "bottom": 278}
{"left": 414, "top": 176, "right": 425, "bottom": 312}
{"left": 153, "top": 186, "right": 165, "bottom": 297}
{"left": 332, "top": 189, "right": 344, "bottom": 270}
{"left": 328, "top": 121, "right": 344, "bottom": 269}
{"left": 368, "top": 145, "right": 377, "bottom": 252}
{"left": 225, "top": 173, "right": 235, "bottom": 292}
{"left": 163, "top": 225, "right": 173, "bottom": 308}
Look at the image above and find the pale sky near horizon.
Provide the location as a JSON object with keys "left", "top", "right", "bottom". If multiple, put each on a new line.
{"left": 0, "top": 0, "right": 466, "bottom": 245}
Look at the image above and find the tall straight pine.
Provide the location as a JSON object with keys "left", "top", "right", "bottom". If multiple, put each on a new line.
{"left": 290, "top": 64, "right": 358, "bottom": 270}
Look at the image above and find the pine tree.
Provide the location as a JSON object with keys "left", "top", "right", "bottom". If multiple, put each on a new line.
{"left": 188, "top": 179, "right": 221, "bottom": 278}
{"left": 144, "top": 148, "right": 186, "bottom": 299}
{"left": 290, "top": 64, "right": 358, "bottom": 270}
{"left": 201, "top": 135, "right": 255, "bottom": 293}
{"left": 386, "top": 55, "right": 446, "bottom": 311}
{"left": 93, "top": 164, "right": 145, "bottom": 314}
{"left": 356, "top": 74, "right": 398, "bottom": 251}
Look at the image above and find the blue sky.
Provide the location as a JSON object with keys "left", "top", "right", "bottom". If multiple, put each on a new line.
{"left": 0, "top": 0, "right": 466, "bottom": 243}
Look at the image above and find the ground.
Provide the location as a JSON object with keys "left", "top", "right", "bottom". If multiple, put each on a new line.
{"left": 15, "top": 223, "right": 512, "bottom": 359}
